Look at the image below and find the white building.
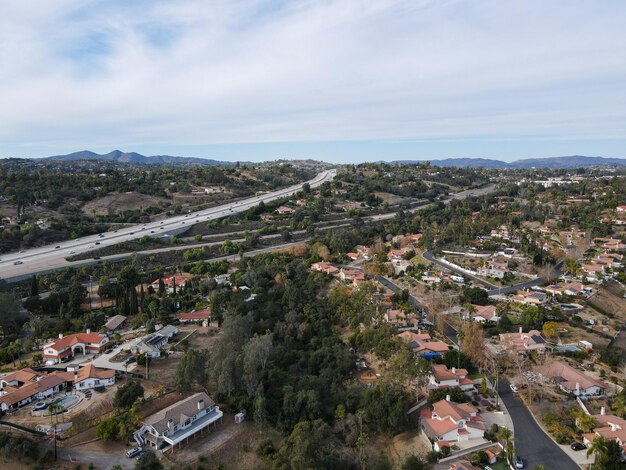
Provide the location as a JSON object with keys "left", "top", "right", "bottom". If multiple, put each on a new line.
{"left": 134, "top": 392, "right": 223, "bottom": 450}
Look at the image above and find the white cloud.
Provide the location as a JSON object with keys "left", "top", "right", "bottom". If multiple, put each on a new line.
{"left": 0, "top": 0, "right": 625, "bottom": 156}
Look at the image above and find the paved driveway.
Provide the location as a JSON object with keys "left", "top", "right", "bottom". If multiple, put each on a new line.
{"left": 498, "top": 379, "right": 579, "bottom": 470}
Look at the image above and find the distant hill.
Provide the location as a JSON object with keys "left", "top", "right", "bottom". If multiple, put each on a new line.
{"left": 392, "top": 155, "right": 626, "bottom": 168}
{"left": 45, "top": 150, "right": 235, "bottom": 166}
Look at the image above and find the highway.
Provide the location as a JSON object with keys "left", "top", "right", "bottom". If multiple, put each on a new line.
{"left": 0, "top": 169, "right": 336, "bottom": 281}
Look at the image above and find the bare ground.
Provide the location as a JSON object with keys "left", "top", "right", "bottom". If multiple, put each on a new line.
{"left": 82, "top": 192, "right": 168, "bottom": 216}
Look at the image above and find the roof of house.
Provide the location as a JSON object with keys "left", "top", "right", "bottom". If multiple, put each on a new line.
{"left": 433, "top": 399, "right": 479, "bottom": 422}
{"left": 432, "top": 364, "right": 468, "bottom": 381}
{"left": 472, "top": 305, "right": 497, "bottom": 320}
{"left": 75, "top": 364, "right": 115, "bottom": 383}
{"left": 539, "top": 361, "right": 608, "bottom": 392}
{"left": 45, "top": 332, "right": 107, "bottom": 352}
{"left": 0, "top": 375, "right": 65, "bottom": 407}
{"left": 1, "top": 368, "right": 40, "bottom": 385}
{"left": 105, "top": 315, "right": 127, "bottom": 331}
{"left": 177, "top": 309, "right": 211, "bottom": 321}
{"left": 143, "top": 392, "right": 215, "bottom": 434}
{"left": 398, "top": 332, "right": 450, "bottom": 353}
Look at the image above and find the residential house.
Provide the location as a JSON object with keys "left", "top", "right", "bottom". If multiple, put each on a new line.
{"left": 310, "top": 262, "right": 339, "bottom": 276}
{"left": 127, "top": 325, "right": 178, "bottom": 358}
{"left": 538, "top": 360, "right": 608, "bottom": 397}
{"left": 54, "top": 364, "right": 116, "bottom": 391}
{"left": 510, "top": 290, "right": 548, "bottom": 306}
{"left": 133, "top": 392, "right": 223, "bottom": 450}
{"left": 177, "top": 309, "right": 211, "bottom": 324}
{"left": 43, "top": 331, "right": 108, "bottom": 364}
{"left": 478, "top": 261, "right": 509, "bottom": 279}
{"left": 499, "top": 328, "right": 546, "bottom": 354}
{"left": 275, "top": 206, "right": 294, "bottom": 215}
{"left": 582, "top": 264, "right": 604, "bottom": 282}
{"left": 428, "top": 364, "right": 475, "bottom": 392}
{"left": 0, "top": 375, "right": 66, "bottom": 412}
{"left": 582, "top": 410, "right": 626, "bottom": 457}
{"left": 421, "top": 398, "right": 486, "bottom": 443}
{"left": 385, "top": 309, "right": 418, "bottom": 328}
{"left": 398, "top": 331, "right": 450, "bottom": 357}
{"left": 338, "top": 268, "right": 367, "bottom": 286}
{"left": 467, "top": 305, "right": 499, "bottom": 323}
{"left": 150, "top": 276, "right": 188, "bottom": 294}
{"left": 104, "top": 315, "right": 127, "bottom": 332}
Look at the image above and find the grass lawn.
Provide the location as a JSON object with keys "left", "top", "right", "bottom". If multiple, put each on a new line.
{"left": 486, "top": 460, "right": 509, "bottom": 470}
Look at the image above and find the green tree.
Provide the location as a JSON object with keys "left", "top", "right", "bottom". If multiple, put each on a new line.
{"left": 96, "top": 417, "right": 120, "bottom": 441}
{"left": 30, "top": 275, "right": 39, "bottom": 297}
{"left": 113, "top": 381, "right": 144, "bottom": 409}
{"left": 586, "top": 435, "right": 622, "bottom": 469}
{"left": 175, "top": 349, "right": 209, "bottom": 391}
{"left": 135, "top": 449, "right": 163, "bottom": 470}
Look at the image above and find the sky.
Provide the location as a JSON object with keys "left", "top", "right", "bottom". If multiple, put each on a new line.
{"left": 1, "top": 0, "right": 626, "bottom": 163}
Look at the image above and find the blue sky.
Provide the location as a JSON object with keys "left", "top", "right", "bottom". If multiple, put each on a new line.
{"left": 1, "top": 0, "right": 625, "bottom": 163}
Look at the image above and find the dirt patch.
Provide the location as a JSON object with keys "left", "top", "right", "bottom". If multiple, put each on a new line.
{"left": 588, "top": 285, "right": 626, "bottom": 319}
{"left": 383, "top": 430, "right": 431, "bottom": 466}
{"left": 82, "top": 192, "right": 168, "bottom": 216}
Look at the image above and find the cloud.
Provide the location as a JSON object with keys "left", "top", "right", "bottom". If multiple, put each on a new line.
{"left": 0, "top": 0, "right": 625, "bottom": 158}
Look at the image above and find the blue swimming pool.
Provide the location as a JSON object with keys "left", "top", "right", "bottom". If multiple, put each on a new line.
{"left": 56, "top": 395, "right": 80, "bottom": 409}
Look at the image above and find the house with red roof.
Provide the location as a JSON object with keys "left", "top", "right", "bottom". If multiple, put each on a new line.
{"left": 385, "top": 309, "right": 418, "bottom": 328}
{"left": 0, "top": 374, "right": 66, "bottom": 412}
{"left": 582, "top": 410, "right": 626, "bottom": 458}
{"left": 398, "top": 331, "right": 450, "bottom": 357}
{"left": 467, "top": 305, "right": 499, "bottom": 323}
{"left": 177, "top": 309, "right": 211, "bottom": 324}
{"left": 150, "top": 275, "right": 188, "bottom": 294}
{"left": 421, "top": 397, "right": 486, "bottom": 443}
{"left": 429, "top": 364, "right": 475, "bottom": 392}
{"left": 538, "top": 360, "right": 608, "bottom": 397}
{"left": 53, "top": 364, "right": 116, "bottom": 391}
{"left": 338, "top": 268, "right": 367, "bottom": 286}
{"left": 499, "top": 328, "right": 546, "bottom": 354}
{"left": 42, "top": 331, "right": 108, "bottom": 364}
{"left": 310, "top": 262, "right": 339, "bottom": 275}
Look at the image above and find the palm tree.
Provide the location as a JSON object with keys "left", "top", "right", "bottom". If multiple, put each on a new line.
{"left": 500, "top": 426, "right": 514, "bottom": 463}
{"left": 47, "top": 399, "right": 64, "bottom": 428}
{"left": 586, "top": 435, "right": 622, "bottom": 469}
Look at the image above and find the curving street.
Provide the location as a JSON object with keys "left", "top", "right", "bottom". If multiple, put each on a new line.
{"left": 498, "top": 379, "right": 579, "bottom": 470}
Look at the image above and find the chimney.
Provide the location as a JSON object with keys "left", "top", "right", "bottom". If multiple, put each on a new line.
{"left": 86, "top": 328, "right": 91, "bottom": 334}
{"left": 446, "top": 394, "right": 451, "bottom": 402}
{"left": 601, "top": 407, "right": 606, "bottom": 416}
{"left": 74, "top": 372, "right": 78, "bottom": 382}
{"left": 519, "top": 326, "right": 523, "bottom": 334}
{"left": 576, "top": 382, "right": 580, "bottom": 393}
{"left": 58, "top": 333, "right": 64, "bottom": 339}
{"left": 167, "top": 419, "right": 173, "bottom": 430}
{"left": 452, "top": 367, "right": 456, "bottom": 374}
{"left": 197, "top": 399, "right": 205, "bottom": 411}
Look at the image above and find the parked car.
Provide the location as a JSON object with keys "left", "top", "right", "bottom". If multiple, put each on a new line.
{"left": 125, "top": 356, "right": 136, "bottom": 364}
{"left": 515, "top": 456, "right": 524, "bottom": 468}
{"left": 510, "top": 384, "right": 518, "bottom": 392}
{"left": 571, "top": 442, "right": 586, "bottom": 451}
{"left": 126, "top": 447, "right": 142, "bottom": 458}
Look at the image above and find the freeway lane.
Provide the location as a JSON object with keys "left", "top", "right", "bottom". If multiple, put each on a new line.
{"left": 0, "top": 169, "right": 336, "bottom": 281}
{"left": 498, "top": 379, "right": 578, "bottom": 470}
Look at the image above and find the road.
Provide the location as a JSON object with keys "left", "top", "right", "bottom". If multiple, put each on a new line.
{"left": 486, "top": 260, "right": 564, "bottom": 296}
{"left": 497, "top": 379, "right": 579, "bottom": 470}
{"left": 422, "top": 250, "right": 498, "bottom": 289}
{"left": 423, "top": 251, "right": 564, "bottom": 296}
{"left": 0, "top": 169, "right": 336, "bottom": 281}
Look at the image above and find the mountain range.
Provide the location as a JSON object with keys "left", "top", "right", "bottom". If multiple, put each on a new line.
{"left": 392, "top": 155, "right": 626, "bottom": 168}
{"left": 41, "top": 150, "right": 626, "bottom": 169}
{"left": 45, "top": 150, "right": 234, "bottom": 166}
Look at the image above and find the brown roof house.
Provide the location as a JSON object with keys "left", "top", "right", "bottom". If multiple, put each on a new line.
{"left": 134, "top": 392, "right": 223, "bottom": 450}
{"left": 421, "top": 397, "right": 486, "bottom": 445}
